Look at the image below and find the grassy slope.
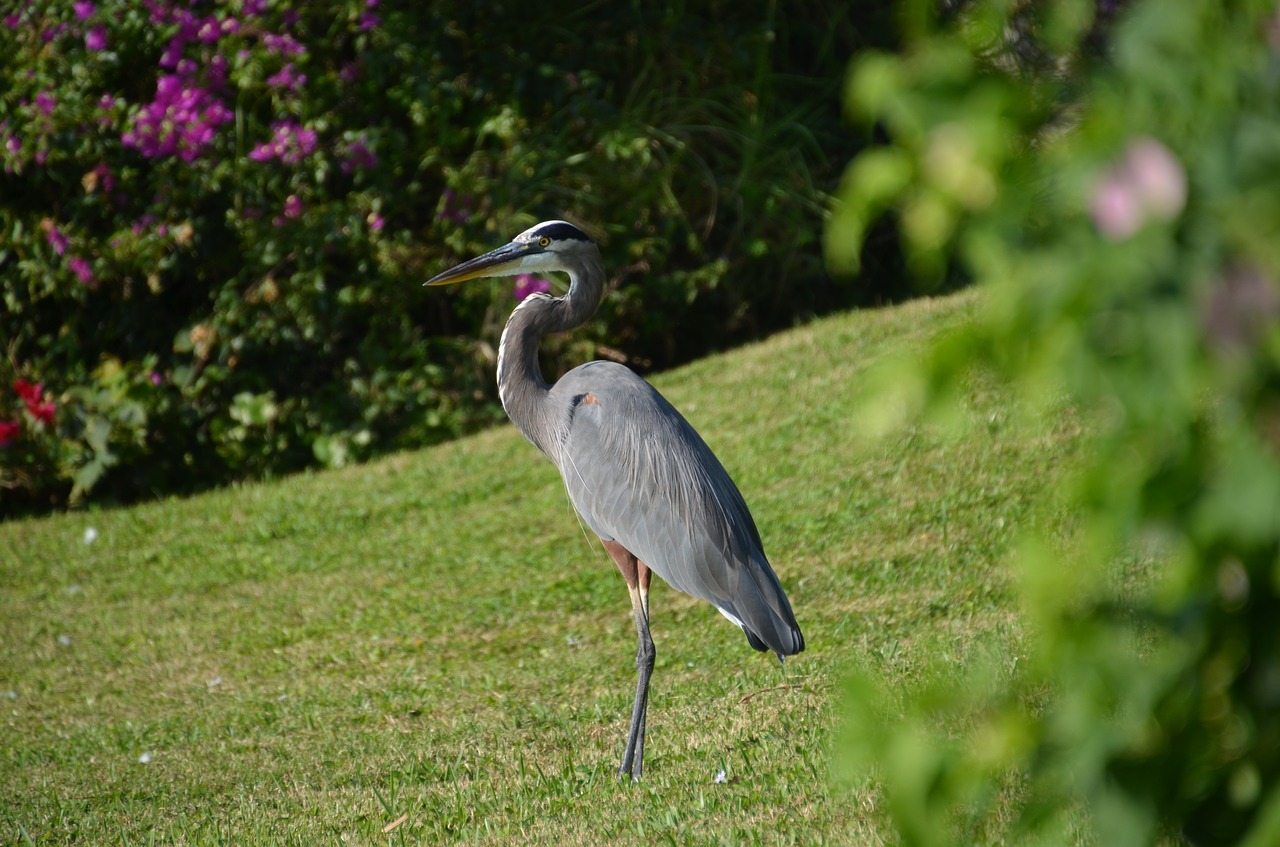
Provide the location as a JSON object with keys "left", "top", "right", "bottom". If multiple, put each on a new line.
{"left": 1, "top": 290, "right": 1080, "bottom": 845}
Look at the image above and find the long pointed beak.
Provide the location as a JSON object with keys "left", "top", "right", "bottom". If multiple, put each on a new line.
{"left": 424, "top": 241, "right": 531, "bottom": 286}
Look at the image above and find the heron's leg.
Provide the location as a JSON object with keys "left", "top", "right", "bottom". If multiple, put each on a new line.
{"left": 628, "top": 562, "right": 654, "bottom": 777}
{"left": 602, "top": 540, "right": 656, "bottom": 781}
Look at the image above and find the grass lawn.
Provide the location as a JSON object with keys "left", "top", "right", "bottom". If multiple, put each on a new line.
{"left": 2, "top": 290, "right": 1083, "bottom": 845}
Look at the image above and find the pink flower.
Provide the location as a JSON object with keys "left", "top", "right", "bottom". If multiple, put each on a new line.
{"left": 1089, "top": 178, "right": 1143, "bottom": 241}
{"left": 86, "top": 24, "right": 107, "bottom": 50}
{"left": 368, "top": 212, "right": 384, "bottom": 231}
{"left": 68, "top": 256, "right": 94, "bottom": 285}
{"left": 1125, "top": 137, "right": 1186, "bottom": 220}
{"left": 513, "top": 274, "right": 551, "bottom": 301}
{"left": 0, "top": 419, "right": 20, "bottom": 448}
{"left": 35, "top": 91, "right": 55, "bottom": 116}
{"left": 1089, "top": 136, "right": 1186, "bottom": 241}
{"left": 46, "top": 226, "right": 69, "bottom": 256}
{"left": 73, "top": 1, "right": 95, "bottom": 20}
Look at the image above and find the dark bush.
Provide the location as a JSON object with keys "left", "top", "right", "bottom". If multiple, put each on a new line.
{"left": 1, "top": 0, "right": 892, "bottom": 513}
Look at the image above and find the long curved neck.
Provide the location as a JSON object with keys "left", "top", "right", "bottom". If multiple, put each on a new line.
{"left": 496, "top": 247, "right": 604, "bottom": 457}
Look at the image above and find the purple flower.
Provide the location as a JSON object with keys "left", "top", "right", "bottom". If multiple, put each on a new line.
{"left": 159, "top": 36, "right": 184, "bottom": 69}
{"left": 96, "top": 93, "right": 117, "bottom": 126}
{"left": 273, "top": 195, "right": 304, "bottom": 225}
{"left": 4, "top": 135, "right": 19, "bottom": 155}
{"left": 244, "top": 0, "right": 267, "bottom": 16}
{"left": 149, "top": 371, "right": 163, "bottom": 386}
{"left": 265, "top": 63, "right": 306, "bottom": 91}
{"left": 438, "top": 189, "right": 472, "bottom": 224}
{"left": 4, "top": 14, "right": 20, "bottom": 29}
{"left": 122, "top": 75, "right": 232, "bottom": 161}
{"left": 358, "top": 11, "right": 379, "bottom": 30}
{"left": 513, "top": 274, "right": 551, "bottom": 302}
{"left": 89, "top": 162, "right": 115, "bottom": 193}
{"left": 35, "top": 91, "right": 55, "bottom": 116}
{"left": 342, "top": 137, "right": 377, "bottom": 173}
{"left": 207, "top": 53, "right": 229, "bottom": 87}
{"left": 196, "top": 17, "right": 222, "bottom": 43}
{"left": 68, "top": 256, "right": 94, "bottom": 284}
{"left": 73, "top": 1, "right": 95, "bottom": 19}
{"left": 86, "top": 24, "right": 107, "bottom": 50}
{"left": 368, "top": 212, "right": 384, "bottom": 232}
{"left": 46, "top": 226, "right": 69, "bottom": 256}
{"left": 262, "top": 32, "right": 306, "bottom": 58}
{"left": 248, "top": 121, "right": 317, "bottom": 164}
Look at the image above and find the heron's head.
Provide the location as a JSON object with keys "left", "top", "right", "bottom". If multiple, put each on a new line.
{"left": 425, "top": 220, "right": 596, "bottom": 287}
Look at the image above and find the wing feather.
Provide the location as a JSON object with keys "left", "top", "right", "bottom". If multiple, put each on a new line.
{"left": 549, "top": 361, "right": 803, "bottom": 657}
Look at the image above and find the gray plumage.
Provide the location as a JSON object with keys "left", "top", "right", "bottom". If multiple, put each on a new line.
{"left": 426, "top": 220, "right": 804, "bottom": 779}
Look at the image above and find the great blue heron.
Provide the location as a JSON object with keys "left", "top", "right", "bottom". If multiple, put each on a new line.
{"left": 426, "top": 220, "right": 804, "bottom": 780}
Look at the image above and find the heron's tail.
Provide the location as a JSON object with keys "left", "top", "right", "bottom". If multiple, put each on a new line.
{"left": 729, "top": 553, "right": 804, "bottom": 661}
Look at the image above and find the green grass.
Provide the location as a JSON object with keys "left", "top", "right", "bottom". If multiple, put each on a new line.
{"left": 1, "top": 290, "right": 1081, "bottom": 845}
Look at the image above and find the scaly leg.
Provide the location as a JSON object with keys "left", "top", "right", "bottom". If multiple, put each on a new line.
{"left": 602, "top": 541, "right": 656, "bottom": 781}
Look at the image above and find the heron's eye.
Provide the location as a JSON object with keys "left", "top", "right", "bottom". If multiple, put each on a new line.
{"left": 538, "top": 237, "right": 551, "bottom": 248}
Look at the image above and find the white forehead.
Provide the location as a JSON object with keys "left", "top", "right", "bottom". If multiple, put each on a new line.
{"left": 515, "top": 220, "right": 573, "bottom": 242}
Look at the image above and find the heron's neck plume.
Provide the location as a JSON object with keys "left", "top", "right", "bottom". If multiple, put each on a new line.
{"left": 496, "top": 249, "right": 603, "bottom": 456}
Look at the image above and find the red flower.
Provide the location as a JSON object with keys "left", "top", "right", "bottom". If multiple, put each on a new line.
{"left": 13, "top": 378, "right": 56, "bottom": 425}
{"left": 0, "top": 419, "right": 19, "bottom": 448}
{"left": 13, "top": 378, "right": 39, "bottom": 403}
{"left": 30, "top": 398, "right": 56, "bottom": 425}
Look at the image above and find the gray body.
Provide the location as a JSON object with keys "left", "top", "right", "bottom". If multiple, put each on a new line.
{"left": 549, "top": 361, "right": 803, "bottom": 657}
{"left": 427, "top": 220, "right": 803, "bottom": 778}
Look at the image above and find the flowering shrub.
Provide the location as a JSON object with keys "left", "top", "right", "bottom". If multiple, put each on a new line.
{"left": 832, "top": 0, "right": 1280, "bottom": 842}
{"left": 1, "top": 0, "right": 869, "bottom": 511}
{"left": 0, "top": 379, "right": 61, "bottom": 502}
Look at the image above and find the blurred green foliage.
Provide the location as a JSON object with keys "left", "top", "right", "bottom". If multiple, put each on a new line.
{"left": 1, "top": 0, "right": 891, "bottom": 512}
{"left": 831, "top": 0, "right": 1280, "bottom": 843}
